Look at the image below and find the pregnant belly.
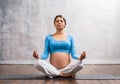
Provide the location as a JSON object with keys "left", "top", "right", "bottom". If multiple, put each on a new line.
{"left": 50, "top": 52, "right": 71, "bottom": 69}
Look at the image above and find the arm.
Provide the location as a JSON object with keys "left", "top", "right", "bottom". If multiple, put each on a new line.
{"left": 70, "top": 36, "right": 79, "bottom": 60}
{"left": 40, "top": 36, "right": 50, "bottom": 60}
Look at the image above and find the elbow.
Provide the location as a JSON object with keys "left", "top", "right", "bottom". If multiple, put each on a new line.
{"left": 40, "top": 54, "right": 48, "bottom": 60}
{"left": 71, "top": 54, "right": 79, "bottom": 60}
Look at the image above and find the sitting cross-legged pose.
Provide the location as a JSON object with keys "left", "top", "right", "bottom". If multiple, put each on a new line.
{"left": 33, "top": 15, "right": 86, "bottom": 78}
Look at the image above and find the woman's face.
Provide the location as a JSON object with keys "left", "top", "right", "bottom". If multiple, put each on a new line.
{"left": 54, "top": 17, "right": 66, "bottom": 29}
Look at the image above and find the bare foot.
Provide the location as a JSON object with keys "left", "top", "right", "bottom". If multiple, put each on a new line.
{"left": 59, "top": 73, "right": 75, "bottom": 78}
{"left": 79, "top": 51, "right": 86, "bottom": 61}
{"left": 33, "top": 50, "right": 39, "bottom": 59}
{"left": 72, "top": 73, "right": 76, "bottom": 78}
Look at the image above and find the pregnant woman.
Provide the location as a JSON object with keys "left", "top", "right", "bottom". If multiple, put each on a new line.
{"left": 33, "top": 15, "right": 86, "bottom": 78}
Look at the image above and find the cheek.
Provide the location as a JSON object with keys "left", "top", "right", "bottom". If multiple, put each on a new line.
{"left": 54, "top": 23, "right": 57, "bottom": 26}
{"left": 62, "top": 23, "right": 66, "bottom": 27}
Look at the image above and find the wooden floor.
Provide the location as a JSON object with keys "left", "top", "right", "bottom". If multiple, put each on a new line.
{"left": 0, "top": 64, "right": 120, "bottom": 84}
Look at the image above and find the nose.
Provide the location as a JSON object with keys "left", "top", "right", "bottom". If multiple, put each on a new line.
{"left": 58, "top": 21, "right": 61, "bottom": 24}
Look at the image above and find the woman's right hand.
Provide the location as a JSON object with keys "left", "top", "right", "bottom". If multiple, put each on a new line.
{"left": 33, "top": 50, "right": 39, "bottom": 59}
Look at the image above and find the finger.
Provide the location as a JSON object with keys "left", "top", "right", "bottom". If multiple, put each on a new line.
{"left": 83, "top": 51, "right": 86, "bottom": 56}
{"left": 83, "top": 51, "right": 85, "bottom": 54}
{"left": 34, "top": 50, "right": 37, "bottom": 55}
{"left": 33, "top": 51, "right": 37, "bottom": 56}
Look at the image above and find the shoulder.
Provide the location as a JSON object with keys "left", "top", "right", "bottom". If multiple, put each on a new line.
{"left": 45, "top": 34, "right": 52, "bottom": 40}
{"left": 68, "top": 35, "right": 74, "bottom": 40}
{"left": 46, "top": 34, "right": 51, "bottom": 38}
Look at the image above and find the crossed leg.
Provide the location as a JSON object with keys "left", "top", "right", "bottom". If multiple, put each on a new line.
{"left": 34, "top": 59, "right": 83, "bottom": 78}
{"left": 33, "top": 50, "right": 86, "bottom": 78}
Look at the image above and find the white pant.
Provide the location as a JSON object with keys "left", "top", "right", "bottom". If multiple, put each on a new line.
{"left": 34, "top": 59, "right": 83, "bottom": 78}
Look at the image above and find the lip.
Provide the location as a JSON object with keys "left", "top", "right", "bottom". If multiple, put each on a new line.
{"left": 57, "top": 25, "right": 62, "bottom": 27}
{"left": 57, "top": 26, "right": 62, "bottom": 28}
{"left": 58, "top": 25, "right": 62, "bottom": 27}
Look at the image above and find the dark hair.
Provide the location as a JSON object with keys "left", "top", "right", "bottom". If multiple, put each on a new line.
{"left": 54, "top": 15, "right": 66, "bottom": 25}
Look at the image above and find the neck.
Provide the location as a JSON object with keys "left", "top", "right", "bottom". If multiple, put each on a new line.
{"left": 55, "top": 29, "right": 65, "bottom": 35}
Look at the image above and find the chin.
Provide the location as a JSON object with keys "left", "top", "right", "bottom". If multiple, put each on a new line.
{"left": 57, "top": 27, "right": 65, "bottom": 29}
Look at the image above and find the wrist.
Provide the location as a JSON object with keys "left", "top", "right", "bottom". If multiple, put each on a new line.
{"left": 79, "top": 61, "right": 82, "bottom": 64}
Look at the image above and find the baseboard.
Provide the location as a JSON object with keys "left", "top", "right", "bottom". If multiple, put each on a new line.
{"left": 84, "top": 59, "right": 120, "bottom": 64}
{"left": 0, "top": 60, "right": 35, "bottom": 64}
{"left": 0, "top": 59, "right": 120, "bottom": 64}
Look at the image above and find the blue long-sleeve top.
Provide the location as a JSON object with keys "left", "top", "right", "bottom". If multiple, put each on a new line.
{"left": 40, "top": 34, "right": 79, "bottom": 60}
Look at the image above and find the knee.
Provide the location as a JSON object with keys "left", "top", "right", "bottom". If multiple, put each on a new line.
{"left": 78, "top": 64, "right": 83, "bottom": 70}
{"left": 34, "top": 60, "right": 42, "bottom": 68}
{"left": 34, "top": 62, "right": 40, "bottom": 69}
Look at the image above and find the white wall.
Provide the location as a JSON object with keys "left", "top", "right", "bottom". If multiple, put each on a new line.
{"left": 0, "top": 0, "right": 120, "bottom": 64}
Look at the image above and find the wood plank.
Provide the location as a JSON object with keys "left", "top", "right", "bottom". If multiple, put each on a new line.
{"left": 84, "top": 80, "right": 101, "bottom": 84}
{"left": 0, "top": 64, "right": 120, "bottom": 84}
{"left": 107, "top": 80, "right": 120, "bottom": 84}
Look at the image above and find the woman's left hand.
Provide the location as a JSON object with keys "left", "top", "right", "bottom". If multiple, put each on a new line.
{"left": 79, "top": 51, "right": 86, "bottom": 61}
